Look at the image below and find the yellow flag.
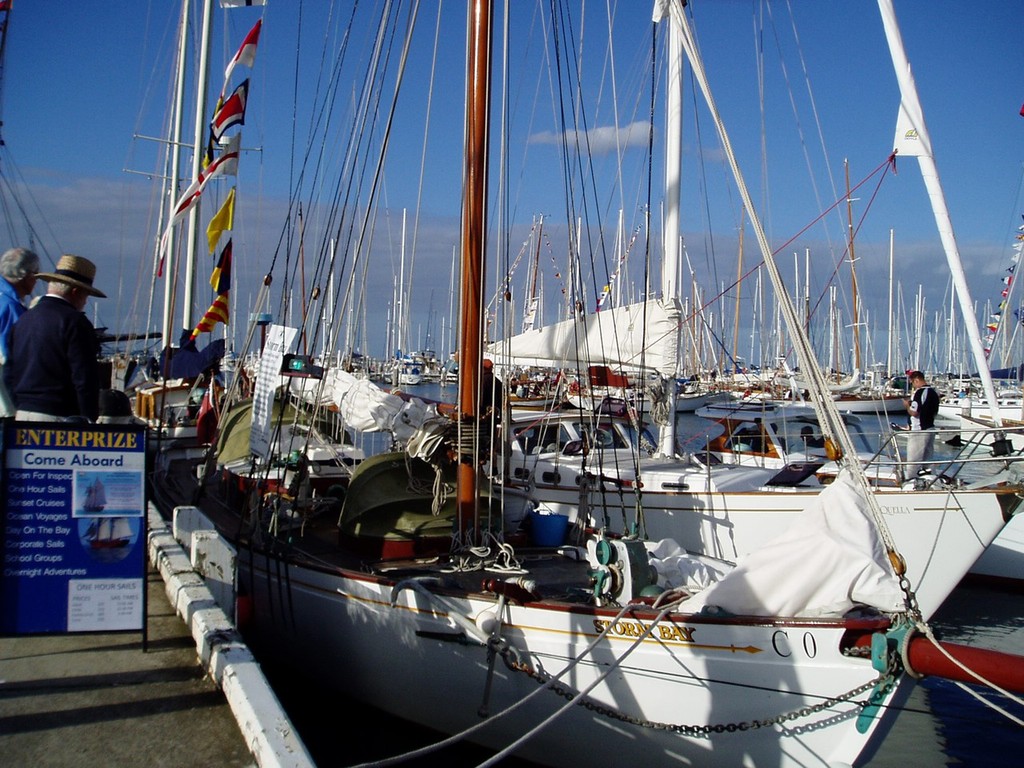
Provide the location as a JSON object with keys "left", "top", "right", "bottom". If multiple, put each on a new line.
{"left": 206, "top": 187, "right": 236, "bottom": 254}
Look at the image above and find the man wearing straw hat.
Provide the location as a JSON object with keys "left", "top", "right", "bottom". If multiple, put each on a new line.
{"left": 4, "top": 254, "right": 106, "bottom": 422}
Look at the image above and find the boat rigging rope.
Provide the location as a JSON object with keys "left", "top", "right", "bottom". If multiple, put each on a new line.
{"left": 666, "top": 3, "right": 908, "bottom": 594}
{"left": 354, "top": 583, "right": 889, "bottom": 767}
{"left": 943, "top": 680, "right": 1024, "bottom": 727}
{"left": 347, "top": 597, "right": 663, "bottom": 768}
{"left": 344, "top": 598, "right": 643, "bottom": 765}
{"left": 913, "top": 620, "right": 1024, "bottom": 721}
{"left": 474, "top": 597, "right": 683, "bottom": 768}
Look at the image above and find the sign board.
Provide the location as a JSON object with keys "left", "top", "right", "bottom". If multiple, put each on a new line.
{"left": 250, "top": 324, "right": 298, "bottom": 459}
{"left": 1, "top": 423, "right": 147, "bottom": 634}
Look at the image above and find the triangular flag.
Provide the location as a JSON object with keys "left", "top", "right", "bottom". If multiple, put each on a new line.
{"left": 190, "top": 294, "right": 230, "bottom": 340}
{"left": 171, "top": 133, "right": 241, "bottom": 224}
{"left": 191, "top": 243, "right": 232, "bottom": 339}
{"left": 202, "top": 95, "right": 224, "bottom": 169}
{"left": 210, "top": 240, "right": 233, "bottom": 294}
{"left": 206, "top": 188, "right": 236, "bottom": 253}
{"left": 203, "top": 132, "right": 241, "bottom": 182}
{"left": 211, "top": 80, "right": 249, "bottom": 142}
{"left": 222, "top": 18, "right": 262, "bottom": 96}
{"left": 158, "top": 134, "right": 241, "bottom": 276}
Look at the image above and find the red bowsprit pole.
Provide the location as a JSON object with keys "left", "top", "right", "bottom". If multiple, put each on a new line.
{"left": 851, "top": 630, "right": 1024, "bottom": 695}
{"left": 904, "top": 636, "right": 1024, "bottom": 694}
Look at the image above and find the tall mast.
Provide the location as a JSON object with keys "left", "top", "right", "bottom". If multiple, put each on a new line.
{"left": 731, "top": 210, "right": 744, "bottom": 374}
{"left": 523, "top": 214, "right": 543, "bottom": 332}
{"left": 181, "top": 0, "right": 215, "bottom": 335}
{"left": 845, "top": 160, "right": 862, "bottom": 373}
{"left": 161, "top": 0, "right": 193, "bottom": 352}
{"left": 663, "top": 3, "right": 894, "bottom": 508}
{"left": 887, "top": 229, "right": 895, "bottom": 376}
{"left": 457, "top": 0, "right": 492, "bottom": 535}
{"left": 399, "top": 208, "right": 407, "bottom": 354}
{"left": 877, "top": 0, "right": 1002, "bottom": 426}
{"left": 656, "top": 3, "right": 684, "bottom": 458}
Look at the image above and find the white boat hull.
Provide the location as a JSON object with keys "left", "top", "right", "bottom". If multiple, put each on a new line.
{"left": 519, "top": 468, "right": 1009, "bottom": 617}
{"left": 935, "top": 410, "right": 1024, "bottom": 587}
{"left": 969, "top": 511, "right": 1024, "bottom": 587}
{"left": 674, "top": 389, "right": 729, "bottom": 412}
{"left": 240, "top": 560, "right": 908, "bottom": 768}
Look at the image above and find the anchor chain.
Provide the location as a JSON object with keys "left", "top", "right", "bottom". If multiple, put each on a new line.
{"left": 897, "top": 576, "right": 923, "bottom": 622}
{"left": 499, "top": 646, "right": 885, "bottom": 736}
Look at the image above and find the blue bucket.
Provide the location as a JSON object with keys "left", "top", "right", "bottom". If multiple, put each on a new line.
{"left": 530, "top": 511, "right": 569, "bottom": 547}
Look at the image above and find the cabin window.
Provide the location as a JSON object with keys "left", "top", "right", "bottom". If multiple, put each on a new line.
{"left": 621, "top": 424, "right": 655, "bottom": 455}
{"left": 515, "top": 427, "right": 538, "bottom": 454}
{"left": 580, "top": 425, "right": 626, "bottom": 450}
{"left": 794, "top": 425, "right": 825, "bottom": 450}
{"left": 518, "top": 424, "right": 564, "bottom": 454}
{"left": 727, "top": 426, "right": 764, "bottom": 453}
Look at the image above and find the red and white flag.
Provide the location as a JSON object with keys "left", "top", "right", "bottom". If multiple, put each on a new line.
{"left": 157, "top": 134, "right": 241, "bottom": 275}
{"left": 211, "top": 80, "right": 248, "bottom": 142}
{"left": 222, "top": 18, "right": 262, "bottom": 95}
{"left": 171, "top": 133, "right": 240, "bottom": 225}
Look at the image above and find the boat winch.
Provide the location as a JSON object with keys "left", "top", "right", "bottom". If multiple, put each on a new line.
{"left": 586, "top": 537, "right": 658, "bottom": 603}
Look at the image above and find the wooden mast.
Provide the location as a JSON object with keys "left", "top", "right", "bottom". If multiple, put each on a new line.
{"left": 732, "top": 209, "right": 744, "bottom": 377}
{"left": 845, "top": 160, "right": 862, "bottom": 375}
{"left": 457, "top": 0, "right": 492, "bottom": 536}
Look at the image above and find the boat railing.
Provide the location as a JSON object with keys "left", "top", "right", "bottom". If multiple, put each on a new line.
{"left": 874, "top": 423, "right": 1024, "bottom": 486}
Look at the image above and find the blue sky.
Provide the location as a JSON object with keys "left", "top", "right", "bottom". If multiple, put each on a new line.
{"left": 1, "top": 1, "right": 1022, "bottom": 372}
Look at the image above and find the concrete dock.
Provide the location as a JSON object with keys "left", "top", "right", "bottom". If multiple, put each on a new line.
{"left": 0, "top": 507, "right": 313, "bottom": 768}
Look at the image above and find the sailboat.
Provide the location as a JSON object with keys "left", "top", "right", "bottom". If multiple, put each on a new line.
{"left": 129, "top": 0, "right": 249, "bottom": 443}
{"left": 83, "top": 477, "right": 107, "bottom": 513}
{"left": 85, "top": 517, "right": 132, "bottom": 550}
{"left": 149, "top": 3, "right": 1024, "bottom": 766}
{"left": 482, "top": 1, "right": 1024, "bottom": 610}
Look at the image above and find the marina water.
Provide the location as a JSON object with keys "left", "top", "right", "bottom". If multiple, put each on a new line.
{"left": 257, "top": 381, "right": 1023, "bottom": 766}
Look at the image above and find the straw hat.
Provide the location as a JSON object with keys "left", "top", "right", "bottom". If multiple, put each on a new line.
{"left": 36, "top": 254, "right": 107, "bottom": 298}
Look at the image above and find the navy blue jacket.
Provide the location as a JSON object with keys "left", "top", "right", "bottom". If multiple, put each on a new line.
{"left": 4, "top": 295, "right": 101, "bottom": 420}
{"left": 911, "top": 385, "right": 939, "bottom": 430}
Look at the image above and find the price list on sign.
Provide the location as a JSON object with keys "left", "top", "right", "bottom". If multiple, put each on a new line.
{"left": 1, "top": 423, "right": 147, "bottom": 634}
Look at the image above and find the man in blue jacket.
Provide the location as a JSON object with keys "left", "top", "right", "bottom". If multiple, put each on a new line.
{"left": 4, "top": 254, "right": 106, "bottom": 422}
{"left": 903, "top": 369, "right": 939, "bottom": 480}
{"left": 0, "top": 247, "right": 40, "bottom": 417}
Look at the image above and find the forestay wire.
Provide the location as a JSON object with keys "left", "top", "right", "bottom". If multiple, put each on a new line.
{"left": 664, "top": 2, "right": 905, "bottom": 580}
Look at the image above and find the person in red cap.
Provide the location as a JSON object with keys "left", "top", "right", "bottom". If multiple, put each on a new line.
{"left": 4, "top": 254, "right": 106, "bottom": 422}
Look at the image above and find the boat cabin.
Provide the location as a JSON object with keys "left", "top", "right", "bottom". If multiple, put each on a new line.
{"left": 697, "top": 402, "right": 896, "bottom": 483}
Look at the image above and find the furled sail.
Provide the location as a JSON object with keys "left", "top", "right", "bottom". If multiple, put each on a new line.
{"left": 487, "top": 298, "right": 680, "bottom": 375}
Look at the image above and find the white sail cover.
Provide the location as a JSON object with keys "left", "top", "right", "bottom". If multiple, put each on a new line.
{"left": 278, "top": 366, "right": 439, "bottom": 438}
{"left": 487, "top": 298, "right": 681, "bottom": 375}
{"left": 684, "top": 472, "right": 904, "bottom": 617}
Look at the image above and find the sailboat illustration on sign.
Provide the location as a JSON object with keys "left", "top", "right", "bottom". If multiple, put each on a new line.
{"left": 84, "top": 517, "right": 132, "bottom": 550}
{"left": 83, "top": 478, "right": 107, "bottom": 513}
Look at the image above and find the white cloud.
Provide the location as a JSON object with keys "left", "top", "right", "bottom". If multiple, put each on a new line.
{"left": 529, "top": 120, "right": 652, "bottom": 156}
